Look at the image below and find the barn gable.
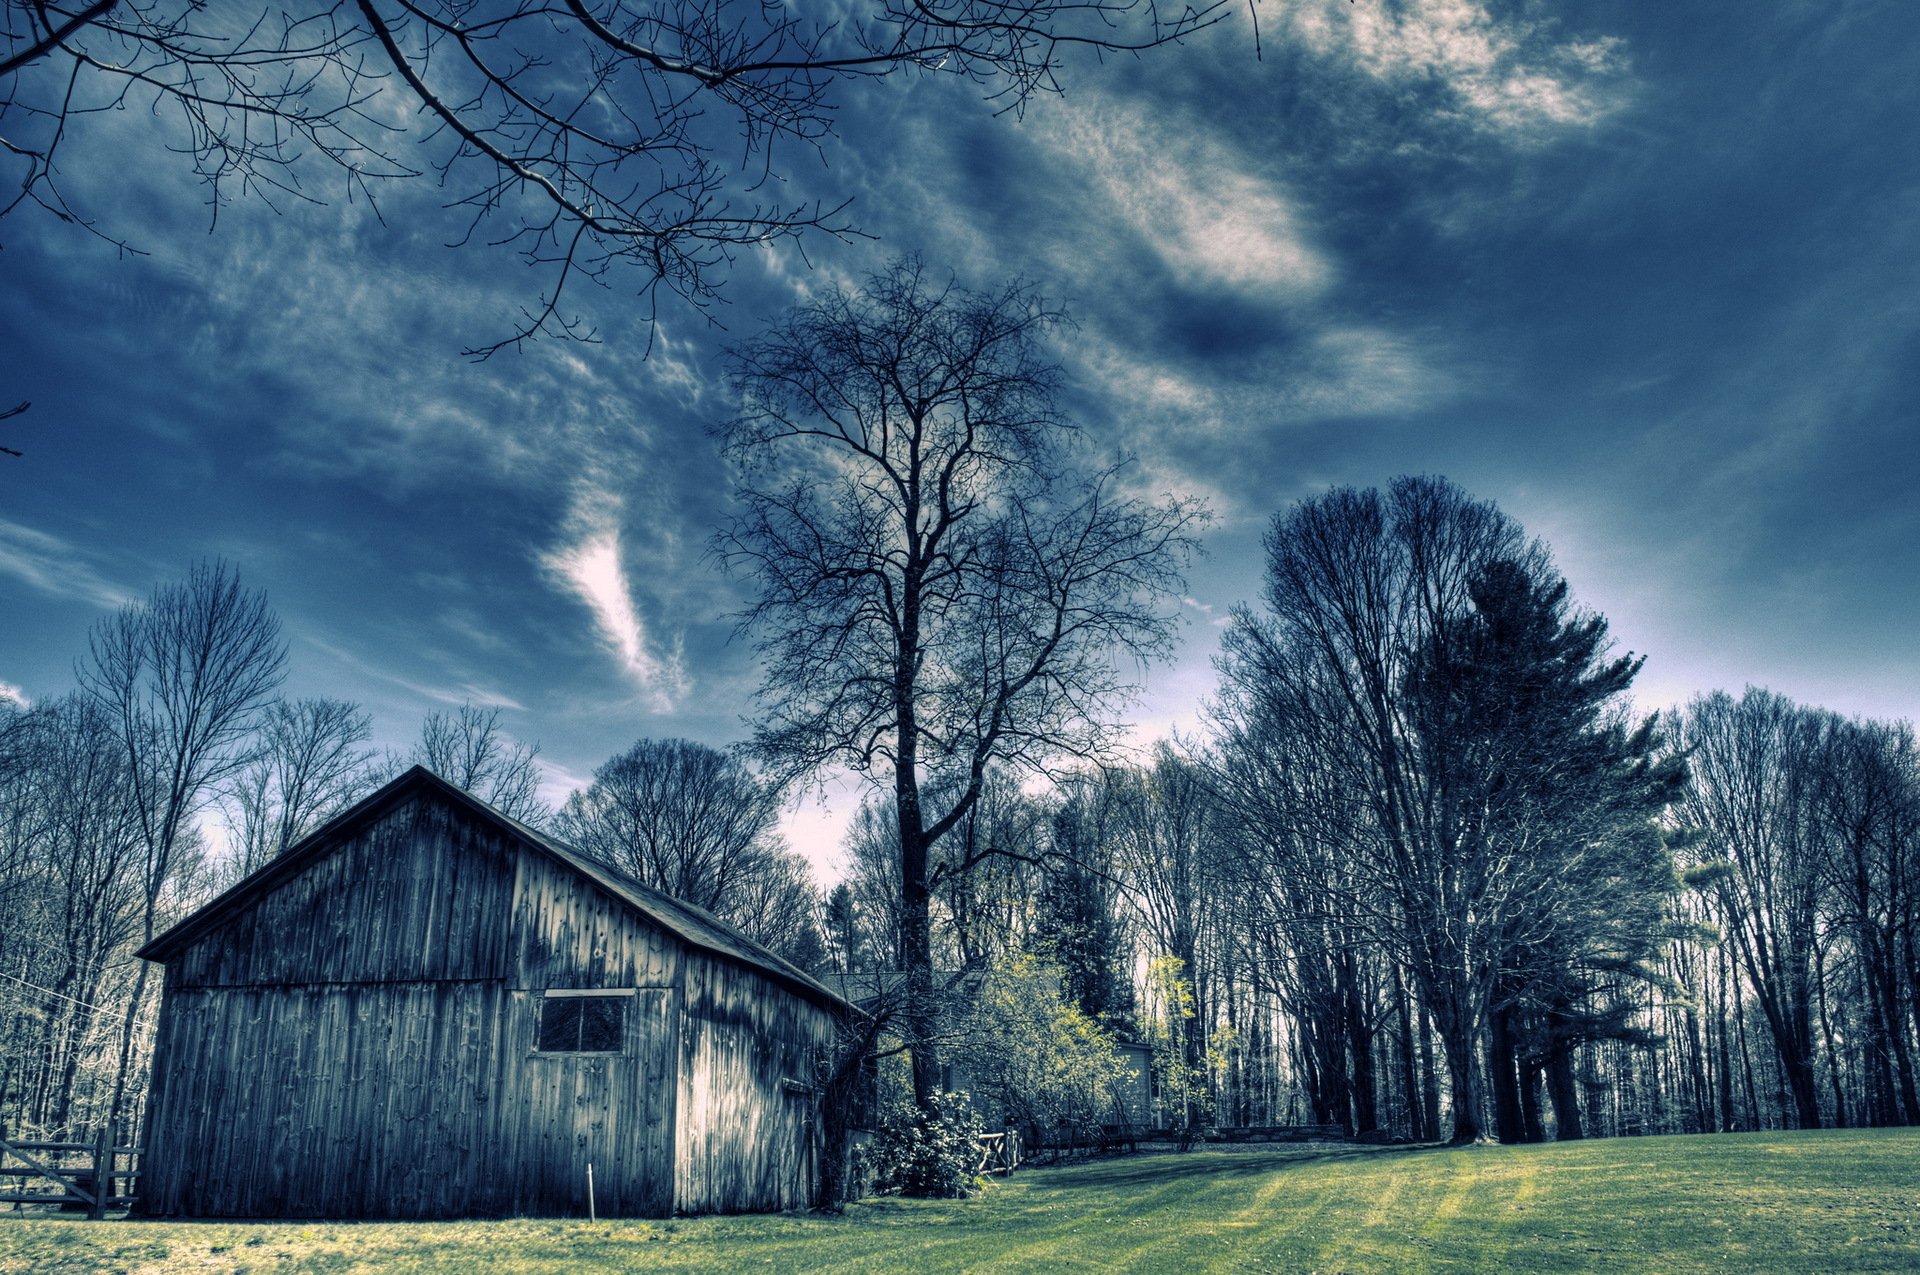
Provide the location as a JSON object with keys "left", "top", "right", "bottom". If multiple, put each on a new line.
{"left": 135, "top": 767, "right": 847, "bottom": 1219}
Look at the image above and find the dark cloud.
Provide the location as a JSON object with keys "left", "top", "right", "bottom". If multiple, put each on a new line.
{"left": 4, "top": 1, "right": 1917, "bottom": 868}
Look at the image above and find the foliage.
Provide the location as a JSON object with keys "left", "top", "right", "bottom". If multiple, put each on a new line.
{"left": 864, "top": 1090, "right": 985, "bottom": 1200}
{"left": 949, "top": 954, "right": 1130, "bottom": 1137}
{"left": 1145, "top": 955, "right": 1220, "bottom": 1145}
{"left": 1039, "top": 771, "right": 1136, "bottom": 1032}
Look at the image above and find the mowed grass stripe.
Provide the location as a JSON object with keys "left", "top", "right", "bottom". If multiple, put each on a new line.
{"left": 3, "top": 1129, "right": 1918, "bottom": 1274}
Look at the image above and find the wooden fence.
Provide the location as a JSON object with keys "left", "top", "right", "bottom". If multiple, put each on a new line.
{"left": 0, "top": 1125, "right": 140, "bottom": 1219}
{"left": 976, "top": 1130, "right": 1022, "bottom": 1176}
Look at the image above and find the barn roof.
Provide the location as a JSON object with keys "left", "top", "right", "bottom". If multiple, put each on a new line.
{"left": 138, "top": 765, "right": 852, "bottom": 1013}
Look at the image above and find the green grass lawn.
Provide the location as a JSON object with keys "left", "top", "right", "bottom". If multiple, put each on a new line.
{"left": 4, "top": 1129, "right": 1918, "bottom": 1273}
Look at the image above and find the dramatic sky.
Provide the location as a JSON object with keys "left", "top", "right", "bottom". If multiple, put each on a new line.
{"left": 4, "top": 1, "right": 1917, "bottom": 875}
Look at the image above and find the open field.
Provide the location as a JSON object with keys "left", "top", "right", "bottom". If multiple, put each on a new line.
{"left": 3, "top": 1129, "right": 1917, "bottom": 1274}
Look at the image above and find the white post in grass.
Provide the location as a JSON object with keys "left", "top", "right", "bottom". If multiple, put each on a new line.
{"left": 587, "top": 1162, "right": 596, "bottom": 1223}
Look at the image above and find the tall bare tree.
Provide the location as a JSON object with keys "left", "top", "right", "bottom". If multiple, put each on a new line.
{"left": 1815, "top": 717, "right": 1920, "bottom": 1125}
{"left": 716, "top": 258, "right": 1203, "bottom": 1118}
{"left": 3, "top": 0, "right": 1229, "bottom": 352}
{"left": 1110, "top": 742, "right": 1231, "bottom": 1131}
{"left": 1215, "top": 478, "right": 1677, "bottom": 1144}
{"left": 551, "top": 736, "right": 818, "bottom": 958}
{"left": 1678, "top": 688, "right": 1830, "bottom": 1129}
{"left": 553, "top": 737, "right": 780, "bottom": 909}
{"left": 0, "top": 693, "right": 145, "bottom": 1135}
{"left": 221, "top": 696, "right": 377, "bottom": 875}
{"left": 410, "top": 702, "right": 546, "bottom": 823}
{"left": 76, "top": 558, "right": 286, "bottom": 1132}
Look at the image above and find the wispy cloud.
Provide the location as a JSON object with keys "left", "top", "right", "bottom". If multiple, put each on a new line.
{"left": 1049, "top": 98, "right": 1331, "bottom": 299}
{"left": 0, "top": 681, "right": 30, "bottom": 708}
{"left": 299, "top": 634, "right": 526, "bottom": 712}
{"left": 1182, "top": 596, "right": 1232, "bottom": 629}
{"left": 1282, "top": 0, "right": 1631, "bottom": 137}
{"left": 0, "top": 519, "right": 132, "bottom": 609}
{"left": 542, "top": 484, "right": 690, "bottom": 711}
{"left": 536, "top": 755, "right": 595, "bottom": 809}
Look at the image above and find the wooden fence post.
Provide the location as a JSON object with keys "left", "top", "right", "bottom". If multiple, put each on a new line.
{"left": 89, "top": 1125, "right": 110, "bottom": 1220}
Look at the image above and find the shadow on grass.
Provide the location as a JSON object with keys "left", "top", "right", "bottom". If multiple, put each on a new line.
{"left": 1013, "top": 1140, "right": 1458, "bottom": 1191}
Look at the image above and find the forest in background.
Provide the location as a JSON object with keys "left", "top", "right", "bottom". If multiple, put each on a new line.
{"left": 2, "top": 485, "right": 1916, "bottom": 1153}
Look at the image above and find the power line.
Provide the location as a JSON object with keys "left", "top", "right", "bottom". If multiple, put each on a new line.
{"left": 0, "top": 969, "right": 151, "bottom": 1023}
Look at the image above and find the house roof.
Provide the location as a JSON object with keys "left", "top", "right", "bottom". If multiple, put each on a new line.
{"left": 137, "top": 765, "right": 853, "bottom": 1013}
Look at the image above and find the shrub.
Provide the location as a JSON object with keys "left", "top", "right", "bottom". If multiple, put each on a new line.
{"left": 866, "top": 1091, "right": 986, "bottom": 1198}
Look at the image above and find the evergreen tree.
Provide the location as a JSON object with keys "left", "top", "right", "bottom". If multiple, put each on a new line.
{"left": 1406, "top": 557, "right": 1690, "bottom": 1141}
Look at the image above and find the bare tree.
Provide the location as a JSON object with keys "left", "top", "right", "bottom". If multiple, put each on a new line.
{"left": 716, "top": 258, "right": 1203, "bottom": 1119}
{"left": 410, "top": 701, "right": 545, "bottom": 823}
{"left": 76, "top": 558, "right": 286, "bottom": 1132}
{"left": 1815, "top": 717, "right": 1920, "bottom": 1125}
{"left": 718, "top": 844, "right": 825, "bottom": 967}
{"left": 221, "top": 696, "right": 377, "bottom": 876}
{"left": 1209, "top": 700, "right": 1389, "bottom": 1136}
{"left": 550, "top": 736, "right": 817, "bottom": 955}
{"left": 0, "top": 694, "right": 145, "bottom": 1135}
{"left": 1109, "top": 742, "right": 1230, "bottom": 1131}
{"left": 3, "top": 0, "right": 1230, "bottom": 353}
{"left": 553, "top": 737, "right": 780, "bottom": 909}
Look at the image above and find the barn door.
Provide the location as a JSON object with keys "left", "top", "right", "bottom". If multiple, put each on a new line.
{"left": 516, "top": 987, "right": 675, "bottom": 1216}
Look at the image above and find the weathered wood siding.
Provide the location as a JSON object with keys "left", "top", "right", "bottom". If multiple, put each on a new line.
{"left": 142, "top": 796, "right": 520, "bottom": 1216}
{"left": 140, "top": 980, "right": 507, "bottom": 1217}
{"left": 506, "top": 846, "right": 680, "bottom": 990}
{"left": 143, "top": 794, "right": 684, "bottom": 1218}
{"left": 675, "top": 951, "right": 834, "bottom": 1214}
{"left": 169, "top": 798, "right": 515, "bottom": 989}
{"left": 142, "top": 779, "right": 835, "bottom": 1219}
{"left": 498, "top": 848, "right": 681, "bottom": 1217}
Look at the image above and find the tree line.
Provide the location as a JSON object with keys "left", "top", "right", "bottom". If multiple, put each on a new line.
{"left": 3, "top": 263, "right": 1914, "bottom": 1179}
{"left": 813, "top": 525, "right": 1917, "bottom": 1154}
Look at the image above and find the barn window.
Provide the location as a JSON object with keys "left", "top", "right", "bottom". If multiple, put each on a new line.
{"left": 537, "top": 990, "right": 630, "bottom": 1053}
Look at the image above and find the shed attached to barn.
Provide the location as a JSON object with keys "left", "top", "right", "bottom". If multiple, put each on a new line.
{"left": 135, "top": 766, "right": 851, "bottom": 1219}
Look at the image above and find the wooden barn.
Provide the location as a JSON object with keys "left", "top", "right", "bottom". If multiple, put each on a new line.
{"left": 134, "top": 766, "right": 851, "bottom": 1219}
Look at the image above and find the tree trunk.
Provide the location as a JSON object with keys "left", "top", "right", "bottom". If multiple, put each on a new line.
{"left": 1813, "top": 940, "right": 1847, "bottom": 1127}
{"left": 898, "top": 821, "right": 939, "bottom": 1112}
{"left": 1344, "top": 965, "right": 1378, "bottom": 1135}
{"left": 1487, "top": 1004, "right": 1527, "bottom": 1143}
{"left": 1518, "top": 1057, "right": 1547, "bottom": 1143}
{"left": 1716, "top": 941, "right": 1739, "bottom": 1131}
{"left": 1394, "top": 969, "right": 1427, "bottom": 1140}
{"left": 1879, "top": 966, "right": 1920, "bottom": 1124}
{"left": 1432, "top": 999, "right": 1482, "bottom": 1144}
{"left": 1419, "top": 1001, "right": 1443, "bottom": 1143}
{"left": 1545, "top": 1036, "right": 1585, "bottom": 1140}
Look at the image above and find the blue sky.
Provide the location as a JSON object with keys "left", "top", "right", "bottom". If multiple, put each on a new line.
{"left": 4, "top": 1, "right": 1917, "bottom": 875}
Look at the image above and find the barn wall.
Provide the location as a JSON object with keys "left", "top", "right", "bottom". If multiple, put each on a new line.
{"left": 144, "top": 795, "right": 689, "bottom": 1219}
{"left": 143, "top": 783, "right": 837, "bottom": 1219}
{"left": 506, "top": 849, "right": 681, "bottom": 989}
{"left": 497, "top": 849, "right": 683, "bottom": 1217}
{"left": 674, "top": 952, "right": 835, "bottom": 1214}
{"left": 139, "top": 978, "right": 508, "bottom": 1218}
{"left": 169, "top": 798, "right": 515, "bottom": 989}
